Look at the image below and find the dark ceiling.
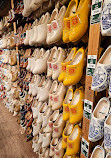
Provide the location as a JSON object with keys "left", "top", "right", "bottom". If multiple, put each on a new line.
{"left": 0, "top": 0, "right": 11, "bottom": 19}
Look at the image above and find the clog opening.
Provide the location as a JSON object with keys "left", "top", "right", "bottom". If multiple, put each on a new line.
{"left": 64, "top": 123, "right": 73, "bottom": 136}
{"left": 94, "top": 100, "right": 109, "bottom": 119}
{"left": 50, "top": 111, "right": 59, "bottom": 122}
{"left": 107, "top": 156, "right": 111, "bottom": 158}
{"left": 50, "top": 81, "right": 58, "bottom": 94}
{"left": 40, "top": 103, "right": 47, "bottom": 113}
{"left": 106, "top": 115, "right": 111, "bottom": 125}
{"left": 58, "top": 6, "right": 66, "bottom": 19}
{"left": 70, "top": 51, "right": 82, "bottom": 65}
{"left": 52, "top": 138, "right": 58, "bottom": 146}
{"left": 63, "top": 49, "right": 75, "bottom": 63}
{"left": 69, "top": 127, "right": 78, "bottom": 140}
{"left": 54, "top": 115, "right": 62, "bottom": 126}
{"left": 92, "top": 148, "right": 104, "bottom": 158}
{"left": 64, "top": 90, "right": 73, "bottom": 104}
{"left": 70, "top": 90, "right": 80, "bottom": 105}
{"left": 43, "top": 107, "right": 50, "bottom": 116}
{"left": 48, "top": 47, "right": 58, "bottom": 62}
{"left": 49, "top": 9, "right": 58, "bottom": 23}
{"left": 43, "top": 133, "right": 50, "bottom": 137}
{"left": 100, "top": 47, "right": 111, "bottom": 64}
{"left": 56, "top": 139, "right": 62, "bottom": 150}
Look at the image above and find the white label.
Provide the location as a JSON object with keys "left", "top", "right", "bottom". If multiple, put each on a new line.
{"left": 81, "top": 138, "right": 89, "bottom": 158}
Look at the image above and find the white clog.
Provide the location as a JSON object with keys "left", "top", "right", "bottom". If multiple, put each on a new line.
{"left": 101, "top": 0, "right": 111, "bottom": 36}
{"left": 42, "top": 133, "right": 52, "bottom": 148}
{"left": 45, "top": 110, "right": 59, "bottom": 133}
{"left": 52, "top": 47, "right": 66, "bottom": 80}
{"left": 38, "top": 146, "right": 46, "bottom": 158}
{"left": 36, "top": 12, "right": 50, "bottom": 44}
{"left": 46, "top": 8, "right": 58, "bottom": 45}
{"left": 50, "top": 6, "right": 66, "bottom": 44}
{"left": 33, "top": 136, "right": 41, "bottom": 153}
{"left": 54, "top": 138, "right": 65, "bottom": 158}
{"left": 42, "top": 106, "right": 52, "bottom": 127}
{"left": 38, "top": 127, "right": 46, "bottom": 144}
{"left": 33, "top": 49, "right": 50, "bottom": 74}
{"left": 52, "top": 82, "right": 66, "bottom": 110}
{"left": 88, "top": 97, "right": 110, "bottom": 142}
{"left": 32, "top": 135, "right": 38, "bottom": 149}
{"left": 37, "top": 102, "right": 47, "bottom": 124}
{"left": 104, "top": 114, "right": 111, "bottom": 152}
{"left": 32, "top": 118, "right": 41, "bottom": 136}
{"left": 91, "top": 145, "right": 105, "bottom": 158}
{"left": 42, "top": 148, "right": 50, "bottom": 158}
{"left": 48, "top": 80, "right": 58, "bottom": 107}
{"left": 32, "top": 101, "right": 42, "bottom": 119}
{"left": 37, "top": 78, "right": 52, "bottom": 102}
{"left": 53, "top": 114, "right": 65, "bottom": 138}
{"left": 32, "top": 76, "right": 46, "bottom": 97}
{"left": 30, "top": 15, "right": 45, "bottom": 45}
{"left": 29, "top": 75, "right": 41, "bottom": 95}
{"left": 92, "top": 46, "right": 111, "bottom": 92}
{"left": 50, "top": 137, "right": 59, "bottom": 157}
{"left": 47, "top": 46, "right": 58, "bottom": 77}
{"left": 106, "top": 153, "right": 111, "bottom": 158}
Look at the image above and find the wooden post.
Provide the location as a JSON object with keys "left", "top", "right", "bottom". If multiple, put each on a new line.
{"left": 80, "top": 0, "right": 103, "bottom": 157}
{"left": 11, "top": 0, "right": 20, "bottom": 71}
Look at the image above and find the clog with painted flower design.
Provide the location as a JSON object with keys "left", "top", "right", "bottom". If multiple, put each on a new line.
{"left": 69, "top": 0, "right": 91, "bottom": 42}
{"left": 69, "top": 87, "right": 84, "bottom": 124}
{"left": 66, "top": 124, "right": 82, "bottom": 155}
{"left": 63, "top": 0, "right": 78, "bottom": 43}
{"left": 58, "top": 47, "right": 77, "bottom": 82}
{"left": 63, "top": 47, "right": 86, "bottom": 86}
{"left": 62, "top": 122, "right": 74, "bottom": 149}
{"left": 63, "top": 88, "right": 73, "bottom": 121}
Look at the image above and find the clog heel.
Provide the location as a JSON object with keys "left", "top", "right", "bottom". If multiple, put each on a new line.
{"left": 58, "top": 47, "right": 77, "bottom": 82}
{"left": 63, "top": 0, "right": 78, "bottom": 43}
{"left": 69, "top": 87, "right": 84, "bottom": 124}
{"left": 69, "top": 0, "right": 91, "bottom": 42}
{"left": 63, "top": 47, "right": 86, "bottom": 86}
{"left": 66, "top": 125, "right": 82, "bottom": 156}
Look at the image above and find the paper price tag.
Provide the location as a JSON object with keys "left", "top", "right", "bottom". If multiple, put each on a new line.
{"left": 84, "top": 99, "right": 93, "bottom": 120}
{"left": 91, "top": 0, "right": 103, "bottom": 24}
{"left": 87, "top": 55, "right": 97, "bottom": 76}
{"left": 81, "top": 138, "right": 89, "bottom": 158}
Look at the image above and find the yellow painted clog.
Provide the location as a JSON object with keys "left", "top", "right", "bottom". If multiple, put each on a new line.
{"left": 66, "top": 124, "right": 82, "bottom": 156}
{"left": 62, "top": 122, "right": 74, "bottom": 149}
{"left": 63, "top": 152, "right": 79, "bottom": 158}
{"left": 63, "top": 88, "right": 73, "bottom": 121}
{"left": 63, "top": 47, "right": 86, "bottom": 86}
{"left": 69, "top": 87, "right": 84, "bottom": 124}
{"left": 69, "top": 0, "right": 91, "bottom": 42}
{"left": 63, "top": 0, "right": 78, "bottom": 43}
{"left": 58, "top": 47, "right": 77, "bottom": 82}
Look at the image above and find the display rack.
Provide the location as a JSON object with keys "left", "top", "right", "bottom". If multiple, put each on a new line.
{"left": 81, "top": 0, "right": 104, "bottom": 157}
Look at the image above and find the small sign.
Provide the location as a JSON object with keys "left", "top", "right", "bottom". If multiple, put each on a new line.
{"left": 81, "top": 138, "right": 89, "bottom": 158}
{"left": 84, "top": 99, "right": 93, "bottom": 120}
{"left": 91, "top": 0, "right": 103, "bottom": 24}
{"left": 87, "top": 55, "right": 97, "bottom": 76}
